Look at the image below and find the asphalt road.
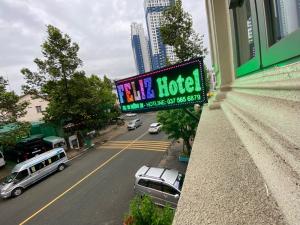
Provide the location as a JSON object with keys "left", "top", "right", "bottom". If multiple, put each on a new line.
{"left": 0, "top": 112, "right": 169, "bottom": 225}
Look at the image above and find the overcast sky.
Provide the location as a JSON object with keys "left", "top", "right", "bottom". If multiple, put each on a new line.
{"left": 0, "top": 0, "right": 211, "bottom": 95}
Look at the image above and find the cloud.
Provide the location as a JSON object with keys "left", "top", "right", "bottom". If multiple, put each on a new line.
{"left": 0, "top": 0, "right": 211, "bottom": 95}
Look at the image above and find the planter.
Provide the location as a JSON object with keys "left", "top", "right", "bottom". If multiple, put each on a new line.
{"left": 179, "top": 155, "right": 189, "bottom": 163}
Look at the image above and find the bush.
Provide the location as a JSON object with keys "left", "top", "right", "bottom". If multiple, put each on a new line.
{"left": 124, "top": 196, "right": 174, "bottom": 225}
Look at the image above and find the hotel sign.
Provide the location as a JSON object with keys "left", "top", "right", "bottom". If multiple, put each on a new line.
{"left": 115, "top": 58, "right": 207, "bottom": 112}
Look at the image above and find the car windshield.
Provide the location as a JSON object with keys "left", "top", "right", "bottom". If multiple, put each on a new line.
{"left": 150, "top": 124, "right": 158, "bottom": 128}
{"left": 3, "top": 172, "right": 18, "bottom": 184}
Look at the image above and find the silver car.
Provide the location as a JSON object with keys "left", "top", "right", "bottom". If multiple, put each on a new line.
{"left": 0, "top": 148, "right": 69, "bottom": 198}
{"left": 127, "top": 118, "right": 142, "bottom": 130}
{"left": 134, "top": 165, "right": 184, "bottom": 208}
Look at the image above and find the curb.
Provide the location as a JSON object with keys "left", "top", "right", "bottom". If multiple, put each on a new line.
{"left": 68, "top": 145, "right": 94, "bottom": 161}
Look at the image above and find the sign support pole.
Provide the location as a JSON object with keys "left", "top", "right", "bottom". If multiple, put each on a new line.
{"left": 184, "top": 108, "right": 200, "bottom": 122}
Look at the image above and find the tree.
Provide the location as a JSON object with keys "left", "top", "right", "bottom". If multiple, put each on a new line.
{"left": 124, "top": 196, "right": 174, "bottom": 225}
{"left": 22, "top": 25, "right": 82, "bottom": 97}
{"left": 160, "top": 0, "right": 207, "bottom": 62}
{"left": 21, "top": 25, "right": 117, "bottom": 130}
{"left": 157, "top": 108, "right": 200, "bottom": 154}
{"left": 0, "top": 76, "right": 30, "bottom": 147}
{"left": 158, "top": 0, "right": 207, "bottom": 153}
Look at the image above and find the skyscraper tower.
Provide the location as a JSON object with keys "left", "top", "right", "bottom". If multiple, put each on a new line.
{"left": 144, "top": 0, "right": 177, "bottom": 70}
{"left": 131, "top": 23, "right": 152, "bottom": 75}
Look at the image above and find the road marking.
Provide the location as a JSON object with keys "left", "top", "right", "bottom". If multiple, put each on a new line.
{"left": 101, "top": 146, "right": 166, "bottom": 152}
{"left": 19, "top": 130, "right": 149, "bottom": 225}
{"left": 102, "top": 140, "right": 171, "bottom": 152}
{"left": 106, "top": 140, "right": 170, "bottom": 144}
{"left": 101, "top": 145, "right": 169, "bottom": 149}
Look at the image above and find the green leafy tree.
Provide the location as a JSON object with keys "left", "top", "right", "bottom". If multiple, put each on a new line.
{"left": 158, "top": 0, "right": 207, "bottom": 153}
{"left": 0, "top": 76, "right": 30, "bottom": 147}
{"left": 124, "top": 196, "right": 174, "bottom": 225}
{"left": 22, "top": 25, "right": 82, "bottom": 97}
{"left": 160, "top": 0, "right": 209, "bottom": 92}
{"left": 160, "top": 0, "right": 207, "bottom": 62}
{"left": 21, "top": 25, "right": 117, "bottom": 130}
{"left": 157, "top": 108, "right": 199, "bottom": 154}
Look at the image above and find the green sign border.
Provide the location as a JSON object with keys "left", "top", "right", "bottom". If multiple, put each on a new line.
{"left": 115, "top": 58, "right": 207, "bottom": 113}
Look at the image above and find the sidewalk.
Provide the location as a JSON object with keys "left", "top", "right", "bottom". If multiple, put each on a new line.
{"left": 1, "top": 126, "right": 187, "bottom": 180}
{"left": 66, "top": 124, "right": 127, "bottom": 159}
{"left": 158, "top": 139, "right": 188, "bottom": 175}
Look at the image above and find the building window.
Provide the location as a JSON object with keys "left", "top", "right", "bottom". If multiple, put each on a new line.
{"left": 264, "top": 0, "right": 300, "bottom": 46}
{"left": 231, "top": 0, "right": 256, "bottom": 66}
{"left": 36, "top": 106, "right": 42, "bottom": 113}
{"left": 230, "top": 0, "right": 300, "bottom": 76}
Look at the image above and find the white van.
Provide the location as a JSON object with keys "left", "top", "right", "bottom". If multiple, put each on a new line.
{"left": 0, "top": 151, "right": 6, "bottom": 167}
{"left": 0, "top": 148, "right": 69, "bottom": 198}
{"left": 43, "top": 136, "right": 67, "bottom": 150}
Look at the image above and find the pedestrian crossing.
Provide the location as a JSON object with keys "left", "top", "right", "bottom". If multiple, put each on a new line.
{"left": 101, "top": 140, "right": 170, "bottom": 152}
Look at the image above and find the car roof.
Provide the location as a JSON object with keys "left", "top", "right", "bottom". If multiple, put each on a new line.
{"left": 43, "top": 136, "right": 65, "bottom": 143}
{"left": 135, "top": 165, "right": 179, "bottom": 185}
{"left": 150, "top": 123, "right": 160, "bottom": 127}
{"left": 18, "top": 134, "right": 44, "bottom": 143}
{"left": 130, "top": 118, "right": 140, "bottom": 122}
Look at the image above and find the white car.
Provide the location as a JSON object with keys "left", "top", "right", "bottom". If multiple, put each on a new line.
{"left": 148, "top": 123, "right": 162, "bottom": 134}
{"left": 125, "top": 113, "right": 137, "bottom": 117}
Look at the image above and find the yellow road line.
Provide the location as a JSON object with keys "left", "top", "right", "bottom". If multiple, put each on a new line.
{"left": 107, "top": 140, "right": 170, "bottom": 144}
{"left": 100, "top": 146, "right": 168, "bottom": 151}
{"left": 19, "top": 130, "right": 149, "bottom": 225}
{"left": 101, "top": 144, "right": 169, "bottom": 149}
{"left": 102, "top": 143, "right": 170, "bottom": 147}
{"left": 104, "top": 142, "right": 170, "bottom": 146}
{"left": 126, "top": 148, "right": 166, "bottom": 152}
{"left": 104, "top": 142, "right": 170, "bottom": 145}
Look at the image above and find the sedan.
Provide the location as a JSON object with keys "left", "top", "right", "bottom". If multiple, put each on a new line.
{"left": 148, "top": 123, "right": 162, "bottom": 134}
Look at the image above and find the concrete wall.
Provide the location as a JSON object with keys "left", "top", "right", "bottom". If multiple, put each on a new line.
{"left": 173, "top": 1, "right": 300, "bottom": 224}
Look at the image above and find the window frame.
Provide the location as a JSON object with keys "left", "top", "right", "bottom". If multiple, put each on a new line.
{"left": 230, "top": 0, "right": 261, "bottom": 77}
{"left": 161, "top": 183, "right": 179, "bottom": 196}
{"left": 15, "top": 169, "right": 29, "bottom": 181}
{"left": 147, "top": 180, "right": 162, "bottom": 191}
{"left": 35, "top": 105, "right": 42, "bottom": 113}
{"left": 256, "top": 0, "right": 300, "bottom": 67}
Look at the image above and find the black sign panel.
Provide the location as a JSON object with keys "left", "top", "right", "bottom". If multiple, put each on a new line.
{"left": 115, "top": 58, "right": 207, "bottom": 112}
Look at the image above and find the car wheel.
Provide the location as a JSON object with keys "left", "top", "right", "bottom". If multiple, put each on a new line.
{"left": 12, "top": 187, "right": 23, "bottom": 197}
{"left": 58, "top": 164, "right": 66, "bottom": 171}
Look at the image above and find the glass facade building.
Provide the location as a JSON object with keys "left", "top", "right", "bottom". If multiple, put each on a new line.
{"left": 144, "top": 0, "right": 177, "bottom": 70}
{"left": 131, "top": 23, "right": 152, "bottom": 75}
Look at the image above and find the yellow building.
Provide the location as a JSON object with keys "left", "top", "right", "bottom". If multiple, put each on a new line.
{"left": 18, "top": 94, "right": 49, "bottom": 122}
{"left": 173, "top": 1, "right": 300, "bottom": 225}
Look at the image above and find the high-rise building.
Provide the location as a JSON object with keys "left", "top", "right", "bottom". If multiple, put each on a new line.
{"left": 144, "top": 0, "right": 177, "bottom": 70}
{"left": 131, "top": 23, "right": 152, "bottom": 74}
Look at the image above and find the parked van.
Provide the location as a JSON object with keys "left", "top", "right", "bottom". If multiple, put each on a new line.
{"left": 0, "top": 148, "right": 69, "bottom": 198}
{"left": 43, "top": 136, "right": 67, "bottom": 150}
{"left": 134, "top": 166, "right": 184, "bottom": 208}
{"left": 3, "top": 134, "right": 46, "bottom": 163}
{"left": 0, "top": 151, "right": 6, "bottom": 167}
{"left": 127, "top": 118, "right": 142, "bottom": 130}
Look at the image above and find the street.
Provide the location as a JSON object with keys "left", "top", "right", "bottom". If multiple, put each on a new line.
{"left": 0, "top": 113, "right": 169, "bottom": 225}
